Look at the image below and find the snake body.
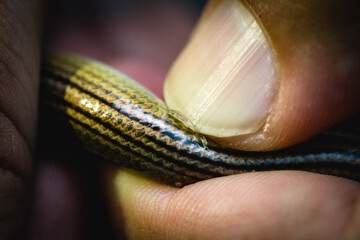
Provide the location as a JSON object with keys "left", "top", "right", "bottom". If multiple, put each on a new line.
{"left": 41, "top": 53, "right": 360, "bottom": 187}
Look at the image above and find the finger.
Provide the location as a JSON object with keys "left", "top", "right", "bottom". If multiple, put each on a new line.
{"left": 0, "top": 0, "right": 41, "bottom": 238}
{"left": 164, "top": 0, "right": 360, "bottom": 151}
{"left": 105, "top": 168, "right": 360, "bottom": 240}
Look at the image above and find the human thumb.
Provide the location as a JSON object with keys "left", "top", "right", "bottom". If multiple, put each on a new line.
{"left": 164, "top": 0, "right": 360, "bottom": 151}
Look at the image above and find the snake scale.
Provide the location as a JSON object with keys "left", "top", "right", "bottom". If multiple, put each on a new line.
{"left": 41, "top": 52, "right": 360, "bottom": 187}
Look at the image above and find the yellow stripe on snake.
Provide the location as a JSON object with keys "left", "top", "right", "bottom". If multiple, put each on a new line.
{"left": 41, "top": 53, "right": 360, "bottom": 187}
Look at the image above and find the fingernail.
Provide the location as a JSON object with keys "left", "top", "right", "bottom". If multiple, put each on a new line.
{"left": 164, "top": 0, "right": 278, "bottom": 137}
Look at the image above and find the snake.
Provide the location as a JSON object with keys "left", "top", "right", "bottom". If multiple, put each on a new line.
{"left": 40, "top": 52, "right": 360, "bottom": 187}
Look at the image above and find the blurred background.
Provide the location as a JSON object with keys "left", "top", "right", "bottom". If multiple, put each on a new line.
{"left": 44, "top": 0, "right": 207, "bottom": 98}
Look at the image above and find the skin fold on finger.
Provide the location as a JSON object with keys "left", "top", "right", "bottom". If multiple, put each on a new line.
{"left": 0, "top": 0, "right": 41, "bottom": 239}
{"left": 164, "top": 0, "right": 360, "bottom": 151}
{"left": 105, "top": 167, "right": 360, "bottom": 240}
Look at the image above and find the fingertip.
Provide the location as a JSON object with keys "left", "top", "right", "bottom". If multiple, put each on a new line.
{"left": 164, "top": 0, "right": 360, "bottom": 151}
{"left": 103, "top": 167, "right": 177, "bottom": 240}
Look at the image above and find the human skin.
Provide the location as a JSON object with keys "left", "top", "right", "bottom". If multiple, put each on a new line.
{"left": 0, "top": 0, "right": 41, "bottom": 239}
{"left": 0, "top": 0, "right": 359, "bottom": 239}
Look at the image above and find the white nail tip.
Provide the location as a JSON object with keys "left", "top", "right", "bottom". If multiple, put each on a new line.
{"left": 164, "top": 0, "right": 277, "bottom": 137}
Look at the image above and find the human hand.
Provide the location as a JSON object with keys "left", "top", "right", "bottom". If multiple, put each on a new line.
{"left": 0, "top": 0, "right": 41, "bottom": 238}
{"left": 105, "top": 0, "right": 360, "bottom": 239}
{"left": 0, "top": 0, "right": 359, "bottom": 239}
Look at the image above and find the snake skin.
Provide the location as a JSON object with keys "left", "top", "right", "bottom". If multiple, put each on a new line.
{"left": 41, "top": 53, "right": 360, "bottom": 187}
